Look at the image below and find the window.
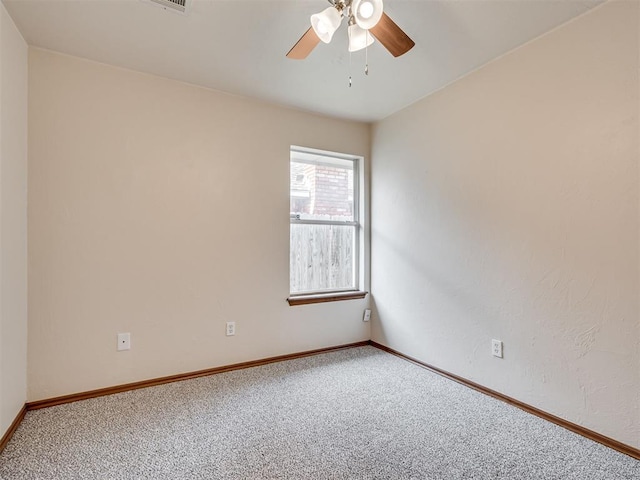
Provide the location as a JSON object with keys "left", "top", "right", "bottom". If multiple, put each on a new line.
{"left": 289, "top": 146, "right": 364, "bottom": 302}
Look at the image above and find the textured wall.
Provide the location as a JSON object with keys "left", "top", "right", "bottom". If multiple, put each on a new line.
{"left": 371, "top": 1, "right": 639, "bottom": 448}
{"left": 28, "top": 49, "right": 370, "bottom": 401}
{"left": 0, "top": 3, "right": 28, "bottom": 435}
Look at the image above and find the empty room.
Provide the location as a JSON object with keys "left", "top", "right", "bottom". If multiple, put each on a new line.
{"left": 0, "top": 0, "right": 638, "bottom": 478}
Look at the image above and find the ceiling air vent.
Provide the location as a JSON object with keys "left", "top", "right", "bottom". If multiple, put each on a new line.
{"left": 145, "top": 0, "right": 190, "bottom": 15}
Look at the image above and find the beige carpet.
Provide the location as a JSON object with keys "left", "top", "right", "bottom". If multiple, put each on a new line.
{"left": 1, "top": 346, "right": 638, "bottom": 479}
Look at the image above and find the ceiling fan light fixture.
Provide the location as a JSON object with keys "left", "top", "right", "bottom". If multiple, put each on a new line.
{"left": 311, "top": 7, "right": 343, "bottom": 44}
{"left": 352, "top": 0, "right": 383, "bottom": 30}
{"left": 359, "top": 2, "right": 373, "bottom": 19}
{"left": 286, "top": 0, "right": 413, "bottom": 61}
{"left": 348, "top": 24, "right": 374, "bottom": 52}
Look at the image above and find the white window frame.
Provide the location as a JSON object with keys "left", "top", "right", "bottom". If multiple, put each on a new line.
{"left": 289, "top": 145, "right": 363, "bottom": 296}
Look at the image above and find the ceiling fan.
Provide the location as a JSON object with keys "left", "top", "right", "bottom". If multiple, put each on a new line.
{"left": 286, "top": 0, "right": 414, "bottom": 60}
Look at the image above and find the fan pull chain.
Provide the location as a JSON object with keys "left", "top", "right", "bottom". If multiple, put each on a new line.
{"left": 348, "top": 26, "right": 353, "bottom": 87}
{"left": 365, "top": 30, "right": 369, "bottom": 75}
{"left": 349, "top": 50, "right": 352, "bottom": 87}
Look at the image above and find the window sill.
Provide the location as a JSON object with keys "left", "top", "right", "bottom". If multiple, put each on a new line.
{"left": 287, "top": 291, "right": 368, "bottom": 306}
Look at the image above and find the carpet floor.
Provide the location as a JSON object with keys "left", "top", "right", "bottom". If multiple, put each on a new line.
{"left": 0, "top": 346, "right": 638, "bottom": 479}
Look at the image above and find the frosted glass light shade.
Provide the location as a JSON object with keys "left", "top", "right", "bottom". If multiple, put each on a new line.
{"left": 311, "top": 7, "right": 343, "bottom": 44}
{"left": 352, "top": 0, "right": 383, "bottom": 30}
{"left": 348, "top": 24, "right": 375, "bottom": 52}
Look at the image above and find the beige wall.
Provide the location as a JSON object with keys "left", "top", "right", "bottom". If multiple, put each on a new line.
{"left": 371, "top": 1, "right": 639, "bottom": 448}
{"left": 0, "top": 3, "right": 28, "bottom": 435}
{"left": 28, "top": 49, "right": 370, "bottom": 401}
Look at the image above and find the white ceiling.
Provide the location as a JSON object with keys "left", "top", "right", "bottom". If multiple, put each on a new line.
{"left": 3, "top": 0, "right": 603, "bottom": 122}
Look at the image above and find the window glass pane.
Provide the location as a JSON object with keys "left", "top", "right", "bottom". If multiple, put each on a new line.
{"left": 290, "top": 224, "right": 355, "bottom": 294}
{"left": 290, "top": 154, "right": 354, "bottom": 222}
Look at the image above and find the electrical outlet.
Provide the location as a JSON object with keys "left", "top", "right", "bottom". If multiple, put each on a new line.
{"left": 492, "top": 339, "right": 503, "bottom": 358}
{"left": 117, "top": 333, "right": 131, "bottom": 351}
{"left": 226, "top": 322, "right": 236, "bottom": 336}
{"left": 363, "top": 309, "right": 371, "bottom": 322}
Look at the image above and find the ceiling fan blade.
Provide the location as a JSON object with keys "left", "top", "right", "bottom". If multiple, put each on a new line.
{"left": 369, "top": 12, "right": 415, "bottom": 57}
{"left": 286, "top": 27, "right": 321, "bottom": 60}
